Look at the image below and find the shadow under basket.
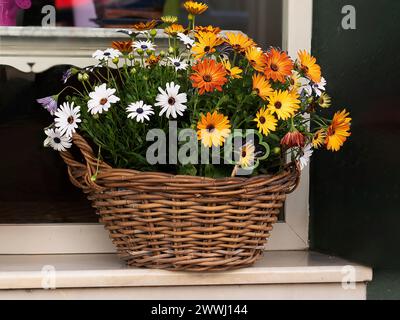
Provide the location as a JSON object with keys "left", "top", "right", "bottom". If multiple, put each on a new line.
{"left": 60, "top": 134, "right": 300, "bottom": 271}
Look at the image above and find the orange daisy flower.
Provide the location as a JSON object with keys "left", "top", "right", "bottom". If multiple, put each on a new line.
{"left": 132, "top": 20, "right": 158, "bottom": 31}
{"left": 184, "top": 1, "right": 208, "bottom": 15}
{"left": 252, "top": 73, "right": 273, "bottom": 100}
{"left": 164, "top": 24, "right": 186, "bottom": 36}
{"left": 195, "top": 25, "right": 221, "bottom": 34}
{"left": 197, "top": 111, "right": 231, "bottom": 147}
{"left": 146, "top": 54, "right": 161, "bottom": 67}
{"left": 264, "top": 48, "right": 293, "bottom": 83}
{"left": 297, "top": 50, "right": 322, "bottom": 83}
{"left": 245, "top": 47, "right": 267, "bottom": 72}
{"left": 190, "top": 59, "right": 228, "bottom": 95}
{"left": 192, "top": 31, "right": 224, "bottom": 59}
{"left": 111, "top": 40, "right": 133, "bottom": 55}
{"left": 326, "top": 109, "right": 351, "bottom": 151}
{"left": 224, "top": 32, "right": 255, "bottom": 53}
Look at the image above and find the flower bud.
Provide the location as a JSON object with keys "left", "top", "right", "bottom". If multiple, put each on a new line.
{"left": 146, "top": 49, "right": 154, "bottom": 56}
{"left": 143, "top": 75, "right": 149, "bottom": 81}
{"left": 112, "top": 57, "right": 119, "bottom": 65}
{"left": 134, "top": 61, "right": 141, "bottom": 68}
{"left": 150, "top": 29, "right": 157, "bottom": 37}
{"left": 130, "top": 67, "right": 137, "bottom": 75}
{"left": 136, "top": 48, "right": 144, "bottom": 55}
{"left": 77, "top": 73, "right": 84, "bottom": 82}
{"left": 273, "top": 147, "right": 281, "bottom": 155}
{"left": 82, "top": 73, "right": 89, "bottom": 81}
{"left": 159, "top": 50, "right": 166, "bottom": 58}
{"left": 128, "top": 53, "right": 135, "bottom": 61}
{"left": 168, "top": 47, "right": 175, "bottom": 54}
{"left": 70, "top": 67, "right": 79, "bottom": 75}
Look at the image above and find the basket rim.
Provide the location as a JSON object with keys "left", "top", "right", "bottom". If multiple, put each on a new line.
{"left": 60, "top": 133, "right": 300, "bottom": 192}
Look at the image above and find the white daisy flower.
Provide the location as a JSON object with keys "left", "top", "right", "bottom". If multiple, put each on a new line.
{"left": 92, "top": 48, "right": 121, "bottom": 61}
{"left": 132, "top": 40, "right": 156, "bottom": 52}
{"left": 168, "top": 57, "right": 189, "bottom": 71}
{"left": 44, "top": 128, "right": 72, "bottom": 151}
{"left": 298, "top": 144, "right": 313, "bottom": 171}
{"left": 126, "top": 101, "right": 154, "bottom": 123}
{"left": 304, "top": 77, "right": 326, "bottom": 97}
{"left": 155, "top": 82, "right": 187, "bottom": 119}
{"left": 54, "top": 102, "right": 81, "bottom": 138}
{"left": 87, "top": 83, "right": 120, "bottom": 115}
{"left": 177, "top": 32, "right": 195, "bottom": 48}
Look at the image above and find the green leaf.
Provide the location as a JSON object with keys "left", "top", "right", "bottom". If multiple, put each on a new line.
{"left": 178, "top": 164, "right": 197, "bottom": 176}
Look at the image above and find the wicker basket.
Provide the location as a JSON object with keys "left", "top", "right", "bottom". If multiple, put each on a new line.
{"left": 60, "top": 134, "right": 300, "bottom": 271}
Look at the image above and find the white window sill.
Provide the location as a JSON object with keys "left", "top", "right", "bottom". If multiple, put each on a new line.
{"left": 0, "top": 251, "right": 372, "bottom": 300}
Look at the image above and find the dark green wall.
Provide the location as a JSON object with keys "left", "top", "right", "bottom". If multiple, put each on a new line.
{"left": 310, "top": 0, "right": 400, "bottom": 271}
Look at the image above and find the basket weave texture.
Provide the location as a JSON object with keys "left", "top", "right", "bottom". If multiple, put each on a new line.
{"left": 60, "top": 134, "right": 300, "bottom": 271}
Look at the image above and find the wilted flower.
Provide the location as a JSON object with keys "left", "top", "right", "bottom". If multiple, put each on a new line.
{"left": 37, "top": 95, "right": 58, "bottom": 115}
{"left": 280, "top": 130, "right": 305, "bottom": 148}
{"left": 61, "top": 69, "right": 73, "bottom": 84}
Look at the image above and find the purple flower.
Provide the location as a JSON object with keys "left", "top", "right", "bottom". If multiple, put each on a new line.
{"left": 62, "top": 69, "right": 72, "bottom": 84}
{"left": 37, "top": 96, "right": 58, "bottom": 115}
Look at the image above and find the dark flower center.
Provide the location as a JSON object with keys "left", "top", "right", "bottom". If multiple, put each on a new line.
{"left": 103, "top": 52, "right": 110, "bottom": 56}
{"left": 275, "top": 101, "right": 282, "bottom": 109}
{"left": 67, "top": 116, "right": 74, "bottom": 124}
{"left": 53, "top": 137, "right": 61, "bottom": 144}
{"left": 241, "top": 150, "right": 247, "bottom": 158}
{"left": 203, "top": 75, "right": 212, "bottom": 82}
{"left": 302, "top": 65, "right": 309, "bottom": 73}
{"left": 141, "top": 45, "right": 148, "bottom": 49}
{"left": 270, "top": 63, "right": 279, "bottom": 72}
{"left": 204, "top": 46, "right": 210, "bottom": 52}
{"left": 206, "top": 124, "right": 215, "bottom": 132}
{"left": 259, "top": 116, "right": 266, "bottom": 124}
{"left": 136, "top": 107, "right": 144, "bottom": 114}
{"left": 168, "top": 97, "right": 176, "bottom": 105}
{"left": 100, "top": 98, "right": 108, "bottom": 105}
{"left": 174, "top": 62, "right": 181, "bottom": 67}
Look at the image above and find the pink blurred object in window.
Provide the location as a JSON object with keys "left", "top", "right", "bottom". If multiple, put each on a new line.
{"left": 0, "top": 0, "right": 31, "bottom": 26}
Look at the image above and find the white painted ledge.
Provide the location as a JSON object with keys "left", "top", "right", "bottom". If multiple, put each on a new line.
{"left": 0, "top": 251, "right": 372, "bottom": 300}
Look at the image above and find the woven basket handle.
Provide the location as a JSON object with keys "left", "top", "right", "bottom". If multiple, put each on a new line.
{"left": 284, "top": 161, "right": 301, "bottom": 194}
{"left": 59, "top": 133, "right": 110, "bottom": 191}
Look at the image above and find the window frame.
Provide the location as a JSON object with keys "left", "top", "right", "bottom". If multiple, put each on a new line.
{"left": 0, "top": 0, "right": 312, "bottom": 254}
